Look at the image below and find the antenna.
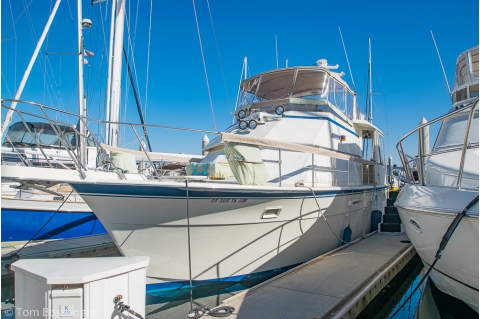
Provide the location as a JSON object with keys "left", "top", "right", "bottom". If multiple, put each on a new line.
{"left": 275, "top": 35, "right": 278, "bottom": 69}
{"left": 430, "top": 30, "right": 451, "bottom": 94}
{"left": 338, "top": 27, "right": 357, "bottom": 93}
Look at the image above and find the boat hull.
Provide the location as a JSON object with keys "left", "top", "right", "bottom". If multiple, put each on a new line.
{"left": 1, "top": 198, "right": 106, "bottom": 243}
{"left": 396, "top": 185, "right": 479, "bottom": 312}
{"left": 71, "top": 181, "right": 387, "bottom": 292}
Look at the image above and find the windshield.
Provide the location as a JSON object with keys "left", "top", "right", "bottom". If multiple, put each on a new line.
{"left": 238, "top": 68, "right": 355, "bottom": 119}
{"left": 2, "top": 122, "right": 90, "bottom": 149}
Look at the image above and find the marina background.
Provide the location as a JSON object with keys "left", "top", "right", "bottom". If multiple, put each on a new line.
{"left": 1, "top": 0, "right": 478, "bottom": 163}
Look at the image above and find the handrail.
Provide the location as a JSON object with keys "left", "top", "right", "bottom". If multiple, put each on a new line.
{"left": 396, "top": 99, "right": 478, "bottom": 187}
{"left": 2, "top": 99, "right": 380, "bottom": 187}
{"left": 456, "top": 102, "right": 477, "bottom": 188}
{"left": 1, "top": 100, "right": 220, "bottom": 135}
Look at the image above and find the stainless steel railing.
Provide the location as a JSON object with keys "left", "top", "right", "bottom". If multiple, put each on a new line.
{"left": 396, "top": 99, "right": 478, "bottom": 189}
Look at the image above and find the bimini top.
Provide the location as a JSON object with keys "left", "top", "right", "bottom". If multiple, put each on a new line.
{"left": 452, "top": 46, "right": 479, "bottom": 105}
{"left": 237, "top": 63, "right": 356, "bottom": 121}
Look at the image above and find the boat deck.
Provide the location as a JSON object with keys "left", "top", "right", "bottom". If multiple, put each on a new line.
{"left": 218, "top": 232, "right": 415, "bottom": 319}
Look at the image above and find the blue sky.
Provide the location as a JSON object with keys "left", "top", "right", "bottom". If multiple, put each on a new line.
{"left": 1, "top": 0, "right": 479, "bottom": 163}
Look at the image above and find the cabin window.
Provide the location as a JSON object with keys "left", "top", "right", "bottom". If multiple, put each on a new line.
{"left": 469, "top": 84, "right": 479, "bottom": 98}
{"left": 239, "top": 77, "right": 262, "bottom": 106}
{"left": 455, "top": 53, "right": 469, "bottom": 87}
{"left": 327, "top": 78, "right": 347, "bottom": 111}
{"left": 255, "top": 70, "right": 295, "bottom": 100}
{"left": 457, "top": 88, "right": 468, "bottom": 102}
{"left": 346, "top": 91, "right": 354, "bottom": 120}
{"left": 470, "top": 47, "right": 479, "bottom": 77}
{"left": 291, "top": 70, "right": 328, "bottom": 99}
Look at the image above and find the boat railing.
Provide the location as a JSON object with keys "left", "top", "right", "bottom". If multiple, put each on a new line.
{"left": 396, "top": 99, "right": 479, "bottom": 189}
{"left": 2, "top": 100, "right": 380, "bottom": 187}
{"left": 1, "top": 100, "right": 214, "bottom": 180}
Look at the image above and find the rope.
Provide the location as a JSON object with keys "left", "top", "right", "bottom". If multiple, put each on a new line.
{"left": 192, "top": 0, "right": 217, "bottom": 131}
{"left": 387, "top": 194, "right": 479, "bottom": 319}
{"left": 187, "top": 306, "right": 235, "bottom": 318}
{"left": 303, "top": 185, "right": 350, "bottom": 244}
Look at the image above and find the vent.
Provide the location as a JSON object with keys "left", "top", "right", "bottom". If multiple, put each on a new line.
{"left": 261, "top": 207, "right": 282, "bottom": 219}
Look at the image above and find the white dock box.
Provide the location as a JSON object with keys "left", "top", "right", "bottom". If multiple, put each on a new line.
{"left": 11, "top": 256, "right": 149, "bottom": 319}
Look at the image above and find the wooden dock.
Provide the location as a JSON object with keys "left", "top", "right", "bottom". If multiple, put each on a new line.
{"left": 1, "top": 234, "right": 120, "bottom": 278}
{"left": 219, "top": 232, "right": 415, "bottom": 319}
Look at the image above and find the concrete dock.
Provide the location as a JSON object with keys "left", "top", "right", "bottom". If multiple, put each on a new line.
{"left": 219, "top": 232, "right": 415, "bottom": 319}
{"left": 1, "top": 234, "right": 120, "bottom": 278}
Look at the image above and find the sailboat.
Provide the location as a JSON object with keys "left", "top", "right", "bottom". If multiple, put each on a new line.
{"left": 68, "top": 56, "right": 389, "bottom": 292}
{"left": 1, "top": 0, "right": 136, "bottom": 244}
{"left": 1, "top": 0, "right": 205, "bottom": 245}
{"left": 395, "top": 46, "right": 479, "bottom": 312}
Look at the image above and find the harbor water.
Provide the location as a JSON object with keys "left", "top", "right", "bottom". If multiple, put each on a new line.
{"left": 2, "top": 254, "right": 477, "bottom": 319}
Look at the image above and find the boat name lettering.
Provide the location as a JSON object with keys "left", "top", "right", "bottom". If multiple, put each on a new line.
{"left": 211, "top": 199, "right": 248, "bottom": 203}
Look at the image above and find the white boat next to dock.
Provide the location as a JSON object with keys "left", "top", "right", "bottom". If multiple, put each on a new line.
{"left": 69, "top": 60, "right": 389, "bottom": 293}
{"left": 395, "top": 46, "right": 479, "bottom": 312}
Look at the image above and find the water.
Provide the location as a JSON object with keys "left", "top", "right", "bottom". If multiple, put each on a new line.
{"left": 2, "top": 255, "right": 477, "bottom": 319}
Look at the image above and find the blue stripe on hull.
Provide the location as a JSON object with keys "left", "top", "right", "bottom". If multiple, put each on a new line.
{"left": 1, "top": 209, "right": 106, "bottom": 242}
{"left": 145, "top": 263, "right": 299, "bottom": 304}
{"left": 72, "top": 182, "right": 386, "bottom": 199}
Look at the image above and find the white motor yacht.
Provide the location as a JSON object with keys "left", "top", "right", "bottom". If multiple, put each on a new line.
{"left": 69, "top": 60, "right": 389, "bottom": 293}
{"left": 395, "top": 46, "right": 479, "bottom": 312}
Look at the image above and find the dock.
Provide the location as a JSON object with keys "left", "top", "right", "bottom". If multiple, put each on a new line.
{"left": 1, "top": 234, "right": 120, "bottom": 278}
{"left": 219, "top": 232, "right": 415, "bottom": 319}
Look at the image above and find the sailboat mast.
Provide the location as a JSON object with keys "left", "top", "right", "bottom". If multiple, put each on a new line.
{"left": 105, "top": 0, "right": 117, "bottom": 145}
{"left": 77, "top": 0, "right": 87, "bottom": 168}
{"left": 1, "top": 0, "right": 62, "bottom": 134}
{"left": 368, "top": 37, "right": 373, "bottom": 123}
{"left": 108, "top": 0, "right": 126, "bottom": 147}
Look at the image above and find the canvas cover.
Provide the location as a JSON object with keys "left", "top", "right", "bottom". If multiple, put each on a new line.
{"left": 110, "top": 151, "right": 138, "bottom": 173}
{"left": 224, "top": 142, "right": 269, "bottom": 186}
{"left": 186, "top": 162, "right": 233, "bottom": 178}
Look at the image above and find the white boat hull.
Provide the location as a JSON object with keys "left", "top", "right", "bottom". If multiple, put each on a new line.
{"left": 73, "top": 181, "right": 387, "bottom": 290}
{"left": 396, "top": 185, "right": 479, "bottom": 312}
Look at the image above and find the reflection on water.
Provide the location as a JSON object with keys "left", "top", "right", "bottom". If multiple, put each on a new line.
{"left": 2, "top": 255, "right": 478, "bottom": 319}
{"left": 358, "top": 255, "right": 478, "bottom": 319}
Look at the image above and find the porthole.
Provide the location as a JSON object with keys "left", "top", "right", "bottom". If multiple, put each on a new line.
{"left": 409, "top": 218, "right": 423, "bottom": 234}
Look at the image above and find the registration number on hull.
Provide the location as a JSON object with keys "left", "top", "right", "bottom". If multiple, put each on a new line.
{"left": 211, "top": 199, "right": 248, "bottom": 203}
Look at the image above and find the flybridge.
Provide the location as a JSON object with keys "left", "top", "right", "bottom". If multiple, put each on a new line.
{"left": 452, "top": 46, "right": 479, "bottom": 106}
{"left": 235, "top": 63, "right": 357, "bottom": 123}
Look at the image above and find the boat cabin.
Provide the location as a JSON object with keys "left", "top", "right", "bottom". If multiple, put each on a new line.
{"left": 2, "top": 122, "right": 92, "bottom": 149}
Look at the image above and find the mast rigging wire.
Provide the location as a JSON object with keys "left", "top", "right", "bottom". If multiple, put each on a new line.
{"left": 123, "top": 46, "right": 152, "bottom": 152}
{"left": 338, "top": 27, "right": 356, "bottom": 93}
{"left": 192, "top": 0, "right": 217, "bottom": 131}
{"left": 2, "top": 0, "right": 34, "bottom": 37}
{"left": 7, "top": 0, "right": 17, "bottom": 93}
{"left": 206, "top": 0, "right": 232, "bottom": 121}
{"left": 430, "top": 30, "right": 451, "bottom": 95}
{"left": 144, "top": 0, "right": 153, "bottom": 122}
